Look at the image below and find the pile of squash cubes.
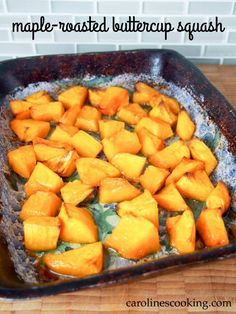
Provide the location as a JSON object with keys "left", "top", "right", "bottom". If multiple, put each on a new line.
{"left": 7, "top": 82, "right": 230, "bottom": 278}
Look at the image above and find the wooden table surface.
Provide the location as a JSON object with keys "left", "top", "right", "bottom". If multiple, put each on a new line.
{"left": 0, "top": 65, "right": 236, "bottom": 314}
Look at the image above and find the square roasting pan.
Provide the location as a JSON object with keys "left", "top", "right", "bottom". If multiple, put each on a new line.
{"left": 0, "top": 49, "right": 235, "bottom": 299}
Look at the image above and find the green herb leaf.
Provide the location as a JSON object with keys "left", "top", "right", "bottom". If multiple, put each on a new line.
{"left": 186, "top": 199, "right": 206, "bottom": 221}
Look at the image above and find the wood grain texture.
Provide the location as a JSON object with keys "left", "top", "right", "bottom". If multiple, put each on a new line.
{"left": 0, "top": 65, "right": 236, "bottom": 313}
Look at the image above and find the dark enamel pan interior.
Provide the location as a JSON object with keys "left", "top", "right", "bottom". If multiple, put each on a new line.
{"left": 0, "top": 49, "right": 235, "bottom": 299}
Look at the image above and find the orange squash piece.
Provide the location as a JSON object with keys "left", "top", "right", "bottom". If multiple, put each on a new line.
{"left": 10, "top": 119, "right": 50, "bottom": 142}
{"left": 206, "top": 181, "right": 231, "bottom": 215}
{"left": 189, "top": 138, "right": 217, "bottom": 175}
{"left": 10, "top": 100, "right": 33, "bottom": 115}
{"left": 49, "top": 124, "right": 78, "bottom": 145}
{"left": 150, "top": 95, "right": 180, "bottom": 115}
{"left": 23, "top": 216, "right": 61, "bottom": 251}
{"left": 33, "top": 138, "right": 70, "bottom": 160}
{"left": 176, "top": 110, "right": 195, "bottom": 141}
{"left": 196, "top": 208, "right": 229, "bottom": 248}
{"left": 88, "top": 88, "right": 106, "bottom": 107}
{"left": 133, "top": 92, "right": 154, "bottom": 105}
{"left": 166, "top": 210, "right": 196, "bottom": 254}
{"left": 99, "top": 86, "right": 129, "bottom": 116}
{"left": 117, "top": 103, "right": 147, "bottom": 125}
{"left": 58, "top": 203, "right": 98, "bottom": 243}
{"left": 75, "top": 105, "right": 101, "bottom": 132}
{"left": 30, "top": 101, "right": 64, "bottom": 122}
{"left": 165, "top": 157, "right": 205, "bottom": 185}
{"left": 137, "top": 127, "right": 164, "bottom": 156}
{"left": 102, "top": 129, "right": 141, "bottom": 161}
{"left": 99, "top": 177, "right": 140, "bottom": 204}
{"left": 149, "top": 101, "right": 177, "bottom": 126}
{"left": 71, "top": 130, "right": 102, "bottom": 158}
{"left": 111, "top": 153, "right": 146, "bottom": 181}
{"left": 7, "top": 145, "right": 36, "bottom": 178}
{"left": 149, "top": 140, "right": 190, "bottom": 169}
{"left": 44, "top": 242, "right": 103, "bottom": 277}
{"left": 133, "top": 82, "right": 160, "bottom": 105}
{"left": 24, "top": 162, "right": 64, "bottom": 197}
{"left": 25, "top": 91, "right": 51, "bottom": 105}
{"left": 135, "top": 82, "right": 160, "bottom": 96}
{"left": 59, "top": 104, "right": 81, "bottom": 126}
{"left": 20, "top": 191, "right": 61, "bottom": 221}
{"left": 76, "top": 157, "right": 120, "bottom": 186}
{"left": 58, "top": 86, "right": 87, "bottom": 109}
{"left": 135, "top": 117, "right": 173, "bottom": 140}
{"left": 105, "top": 216, "right": 160, "bottom": 260}
{"left": 176, "top": 170, "right": 214, "bottom": 202}
{"left": 60, "top": 180, "right": 93, "bottom": 205}
{"left": 159, "top": 95, "right": 180, "bottom": 114}
{"left": 154, "top": 183, "right": 189, "bottom": 211}
{"left": 98, "top": 119, "right": 125, "bottom": 139}
{"left": 117, "top": 190, "right": 159, "bottom": 227}
{"left": 15, "top": 110, "right": 31, "bottom": 120}
{"left": 33, "top": 138, "right": 77, "bottom": 177}
{"left": 140, "top": 165, "right": 169, "bottom": 194}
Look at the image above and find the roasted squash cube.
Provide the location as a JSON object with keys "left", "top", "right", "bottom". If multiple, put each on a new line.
{"left": 160, "top": 95, "right": 180, "bottom": 114}
{"left": 44, "top": 242, "right": 103, "bottom": 277}
{"left": 176, "top": 110, "right": 195, "bottom": 141}
{"left": 117, "top": 103, "right": 147, "bottom": 125}
{"left": 61, "top": 180, "right": 93, "bottom": 205}
{"left": 33, "top": 138, "right": 69, "bottom": 160}
{"left": 76, "top": 157, "right": 120, "bottom": 186}
{"left": 49, "top": 124, "right": 78, "bottom": 145}
{"left": 150, "top": 95, "right": 180, "bottom": 115}
{"left": 149, "top": 140, "right": 190, "bottom": 169}
{"left": 10, "top": 100, "right": 33, "bottom": 115}
{"left": 135, "top": 117, "right": 173, "bottom": 140}
{"left": 133, "top": 92, "right": 154, "bottom": 105}
{"left": 137, "top": 127, "right": 164, "bottom": 156}
{"left": 75, "top": 105, "right": 101, "bottom": 132}
{"left": 24, "top": 162, "right": 64, "bottom": 197}
{"left": 88, "top": 88, "right": 106, "bottom": 107}
{"left": 25, "top": 91, "right": 51, "bottom": 105}
{"left": 154, "top": 183, "right": 189, "bottom": 212}
{"left": 20, "top": 191, "right": 61, "bottom": 221}
{"left": 189, "top": 138, "right": 217, "bottom": 175}
{"left": 7, "top": 145, "right": 36, "bottom": 178}
{"left": 135, "top": 82, "right": 160, "bottom": 96}
{"left": 99, "top": 86, "right": 129, "bottom": 116}
{"left": 149, "top": 101, "right": 177, "bottom": 126}
{"left": 176, "top": 170, "right": 214, "bottom": 201}
{"left": 206, "top": 181, "right": 231, "bottom": 215}
{"left": 196, "top": 208, "right": 229, "bottom": 248}
{"left": 33, "top": 138, "right": 78, "bottom": 177}
{"left": 98, "top": 119, "right": 125, "bottom": 139}
{"left": 105, "top": 216, "right": 160, "bottom": 260}
{"left": 117, "top": 190, "right": 159, "bottom": 227}
{"left": 58, "top": 86, "right": 87, "bottom": 109}
{"left": 58, "top": 203, "right": 98, "bottom": 243}
{"left": 15, "top": 110, "right": 31, "bottom": 120}
{"left": 99, "top": 177, "right": 140, "bottom": 204}
{"left": 10, "top": 119, "right": 50, "bottom": 142}
{"left": 30, "top": 101, "right": 64, "bottom": 122}
{"left": 23, "top": 216, "right": 60, "bottom": 251}
{"left": 111, "top": 153, "right": 146, "bottom": 181}
{"left": 166, "top": 210, "right": 196, "bottom": 254}
{"left": 71, "top": 130, "right": 102, "bottom": 158}
{"left": 140, "top": 165, "right": 169, "bottom": 194}
{"left": 102, "top": 129, "right": 141, "bottom": 161}
{"left": 59, "top": 104, "right": 81, "bottom": 126}
{"left": 165, "top": 157, "right": 205, "bottom": 185}
{"left": 133, "top": 82, "right": 160, "bottom": 105}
